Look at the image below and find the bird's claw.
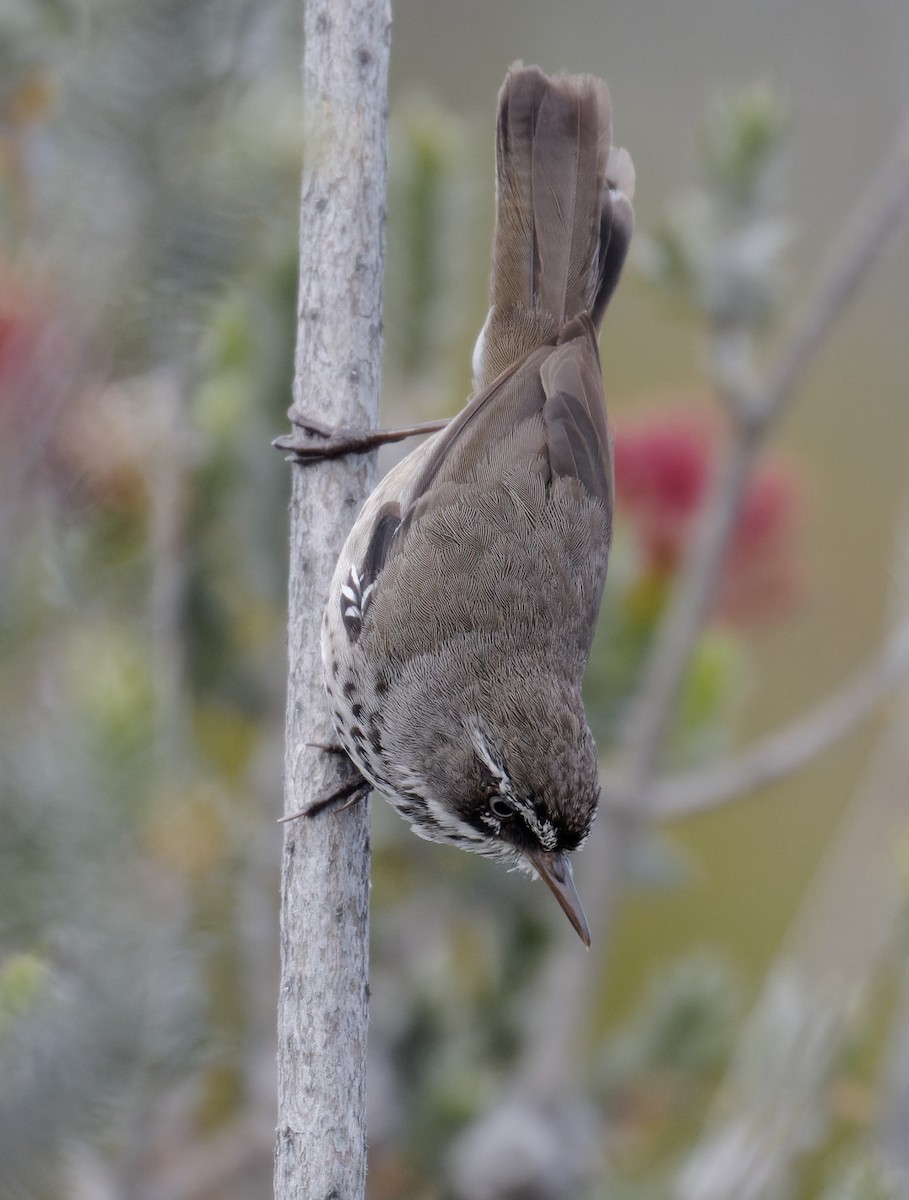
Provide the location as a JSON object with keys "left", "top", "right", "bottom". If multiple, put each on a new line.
{"left": 306, "top": 738, "right": 347, "bottom": 755}
{"left": 273, "top": 413, "right": 449, "bottom": 463}
{"left": 279, "top": 772, "right": 370, "bottom": 822}
{"left": 273, "top": 417, "right": 379, "bottom": 461}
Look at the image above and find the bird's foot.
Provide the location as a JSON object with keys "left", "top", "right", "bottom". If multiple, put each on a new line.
{"left": 273, "top": 412, "right": 449, "bottom": 462}
{"left": 280, "top": 741, "right": 370, "bottom": 821}
{"left": 279, "top": 771, "right": 371, "bottom": 822}
{"left": 306, "top": 739, "right": 347, "bottom": 755}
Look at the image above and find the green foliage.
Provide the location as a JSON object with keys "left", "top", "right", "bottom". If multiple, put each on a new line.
{"left": 0, "top": 953, "right": 51, "bottom": 1038}
{"left": 387, "top": 99, "right": 467, "bottom": 381}
{"left": 0, "top": 0, "right": 298, "bottom": 1192}
{"left": 820, "top": 1154, "right": 905, "bottom": 1200}
{"left": 673, "top": 631, "right": 745, "bottom": 762}
{"left": 636, "top": 83, "right": 791, "bottom": 329}
{"left": 586, "top": 549, "right": 746, "bottom": 763}
{"left": 384, "top": 96, "right": 480, "bottom": 411}
{"left": 601, "top": 953, "right": 742, "bottom": 1088}
{"left": 701, "top": 85, "right": 790, "bottom": 213}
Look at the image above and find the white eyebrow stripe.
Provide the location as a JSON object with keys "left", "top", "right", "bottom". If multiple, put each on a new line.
{"left": 471, "top": 727, "right": 510, "bottom": 790}
{"left": 470, "top": 729, "right": 560, "bottom": 850}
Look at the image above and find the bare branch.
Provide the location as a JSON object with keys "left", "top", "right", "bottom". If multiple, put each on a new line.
{"left": 626, "top": 108, "right": 909, "bottom": 818}
{"left": 275, "top": 2, "right": 390, "bottom": 1198}
{"left": 644, "top": 622, "right": 909, "bottom": 819}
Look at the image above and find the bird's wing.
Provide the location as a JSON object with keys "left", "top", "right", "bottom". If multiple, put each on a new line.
{"left": 539, "top": 319, "right": 613, "bottom": 510}
{"left": 334, "top": 314, "right": 612, "bottom": 635}
{"left": 405, "top": 314, "right": 610, "bottom": 505}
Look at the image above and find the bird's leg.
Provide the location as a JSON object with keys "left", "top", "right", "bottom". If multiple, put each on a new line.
{"left": 306, "top": 738, "right": 347, "bottom": 755}
{"left": 279, "top": 772, "right": 371, "bottom": 822}
{"left": 280, "top": 741, "right": 371, "bottom": 821}
{"left": 273, "top": 412, "right": 449, "bottom": 463}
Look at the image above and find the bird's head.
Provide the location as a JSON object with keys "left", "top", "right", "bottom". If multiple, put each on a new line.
{"left": 385, "top": 651, "right": 600, "bottom": 944}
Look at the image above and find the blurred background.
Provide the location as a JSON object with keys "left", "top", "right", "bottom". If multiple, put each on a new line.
{"left": 2, "top": 0, "right": 909, "bottom": 1197}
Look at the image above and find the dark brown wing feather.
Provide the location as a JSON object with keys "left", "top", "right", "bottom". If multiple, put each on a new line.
{"left": 362, "top": 505, "right": 402, "bottom": 584}
{"left": 341, "top": 502, "right": 402, "bottom": 643}
{"left": 493, "top": 68, "right": 544, "bottom": 313}
{"left": 402, "top": 315, "right": 610, "bottom": 518}
{"left": 592, "top": 188, "right": 634, "bottom": 328}
{"left": 358, "top": 321, "right": 613, "bottom": 670}
{"left": 357, "top": 64, "right": 623, "bottom": 644}
{"left": 540, "top": 318, "right": 612, "bottom": 507}
{"left": 405, "top": 349, "right": 551, "bottom": 506}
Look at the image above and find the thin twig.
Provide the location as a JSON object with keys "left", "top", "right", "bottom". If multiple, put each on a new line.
{"left": 671, "top": 237, "right": 909, "bottom": 1193}
{"left": 644, "top": 621, "right": 909, "bottom": 819}
{"left": 274, "top": 2, "right": 389, "bottom": 1198}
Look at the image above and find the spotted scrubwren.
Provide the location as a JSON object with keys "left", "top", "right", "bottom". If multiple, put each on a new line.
{"left": 318, "top": 62, "right": 635, "bottom": 945}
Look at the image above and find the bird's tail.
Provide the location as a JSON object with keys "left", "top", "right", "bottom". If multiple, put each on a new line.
{"left": 473, "top": 63, "right": 635, "bottom": 388}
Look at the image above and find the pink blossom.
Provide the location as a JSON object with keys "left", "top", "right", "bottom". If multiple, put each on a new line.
{"left": 613, "top": 407, "right": 806, "bottom": 626}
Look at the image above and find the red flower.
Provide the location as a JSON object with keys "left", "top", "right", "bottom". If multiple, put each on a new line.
{"left": 613, "top": 410, "right": 714, "bottom": 574}
{"left": 613, "top": 407, "right": 806, "bottom": 626}
{"left": 0, "top": 274, "right": 81, "bottom": 436}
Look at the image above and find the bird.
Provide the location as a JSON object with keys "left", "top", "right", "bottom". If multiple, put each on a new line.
{"left": 317, "top": 63, "right": 634, "bottom": 945}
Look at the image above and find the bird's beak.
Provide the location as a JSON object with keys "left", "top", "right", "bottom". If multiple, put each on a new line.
{"left": 524, "top": 847, "right": 590, "bottom": 947}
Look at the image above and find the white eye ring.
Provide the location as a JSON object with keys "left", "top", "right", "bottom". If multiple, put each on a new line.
{"left": 489, "top": 795, "right": 513, "bottom": 820}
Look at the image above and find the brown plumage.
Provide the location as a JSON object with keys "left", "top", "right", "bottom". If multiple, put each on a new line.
{"left": 321, "top": 63, "right": 635, "bottom": 944}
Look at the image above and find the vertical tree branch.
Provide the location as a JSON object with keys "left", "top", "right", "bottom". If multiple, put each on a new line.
{"left": 275, "top": 2, "right": 390, "bottom": 1198}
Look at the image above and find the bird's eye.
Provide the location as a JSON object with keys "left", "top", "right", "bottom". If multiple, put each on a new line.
{"left": 489, "top": 795, "right": 513, "bottom": 819}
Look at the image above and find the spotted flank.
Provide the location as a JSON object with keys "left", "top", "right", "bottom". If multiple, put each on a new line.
{"left": 340, "top": 503, "right": 402, "bottom": 644}
{"left": 340, "top": 564, "right": 375, "bottom": 642}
